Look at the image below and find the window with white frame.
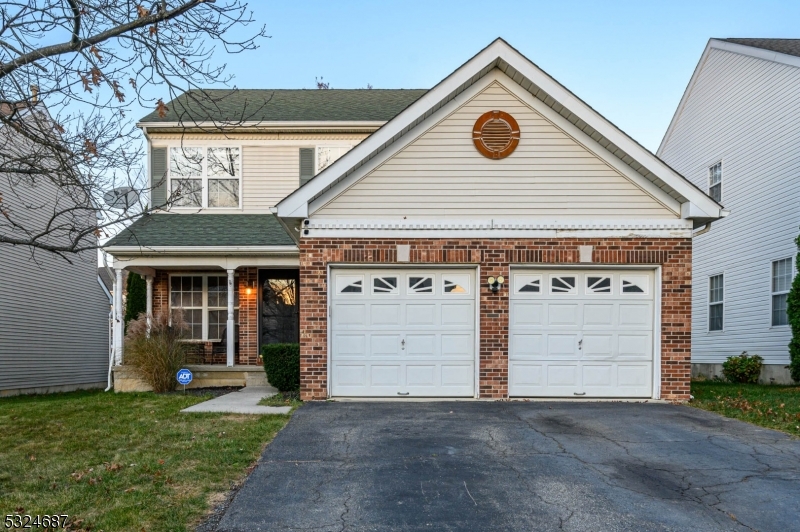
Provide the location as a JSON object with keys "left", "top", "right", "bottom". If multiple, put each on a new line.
{"left": 170, "top": 274, "right": 239, "bottom": 341}
{"left": 708, "top": 274, "right": 724, "bottom": 331}
{"left": 772, "top": 258, "right": 793, "bottom": 326}
{"left": 169, "top": 147, "right": 241, "bottom": 208}
{"left": 708, "top": 162, "right": 722, "bottom": 203}
{"left": 316, "top": 146, "right": 351, "bottom": 173}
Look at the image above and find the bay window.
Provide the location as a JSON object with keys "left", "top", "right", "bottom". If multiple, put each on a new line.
{"left": 170, "top": 274, "right": 239, "bottom": 341}
{"left": 169, "top": 146, "right": 241, "bottom": 208}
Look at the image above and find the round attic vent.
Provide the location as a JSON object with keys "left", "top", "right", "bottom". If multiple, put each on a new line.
{"left": 472, "top": 110, "right": 520, "bottom": 159}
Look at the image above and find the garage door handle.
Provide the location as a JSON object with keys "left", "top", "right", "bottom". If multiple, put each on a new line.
{"left": 397, "top": 392, "right": 410, "bottom": 396}
{"left": 573, "top": 392, "right": 586, "bottom": 396}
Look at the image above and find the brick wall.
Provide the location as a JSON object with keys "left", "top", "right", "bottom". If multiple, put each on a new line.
{"left": 150, "top": 268, "right": 260, "bottom": 365}
{"left": 299, "top": 238, "right": 692, "bottom": 402}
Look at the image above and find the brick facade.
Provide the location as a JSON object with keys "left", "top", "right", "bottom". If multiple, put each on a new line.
{"left": 299, "top": 238, "right": 692, "bottom": 402}
{"left": 151, "top": 267, "right": 260, "bottom": 365}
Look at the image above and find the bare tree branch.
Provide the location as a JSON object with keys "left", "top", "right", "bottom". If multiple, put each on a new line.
{"left": 0, "top": 1, "right": 269, "bottom": 257}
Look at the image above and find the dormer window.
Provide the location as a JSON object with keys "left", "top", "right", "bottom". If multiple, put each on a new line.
{"left": 169, "top": 146, "right": 241, "bottom": 208}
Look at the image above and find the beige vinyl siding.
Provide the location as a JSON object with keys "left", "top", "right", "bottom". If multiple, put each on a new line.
{"left": 659, "top": 47, "right": 800, "bottom": 365}
{"left": 148, "top": 133, "right": 369, "bottom": 213}
{"left": 316, "top": 82, "right": 676, "bottom": 219}
{"left": 242, "top": 145, "right": 300, "bottom": 211}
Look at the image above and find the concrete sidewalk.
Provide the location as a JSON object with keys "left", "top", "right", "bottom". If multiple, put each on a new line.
{"left": 181, "top": 386, "right": 291, "bottom": 415}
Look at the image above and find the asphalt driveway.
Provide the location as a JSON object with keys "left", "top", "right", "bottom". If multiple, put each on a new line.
{"left": 213, "top": 401, "right": 800, "bottom": 531}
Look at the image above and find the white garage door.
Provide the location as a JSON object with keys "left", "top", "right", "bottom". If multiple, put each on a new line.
{"left": 509, "top": 269, "right": 655, "bottom": 398}
{"left": 330, "top": 268, "right": 476, "bottom": 397}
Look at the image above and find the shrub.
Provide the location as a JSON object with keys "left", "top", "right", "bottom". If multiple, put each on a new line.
{"left": 722, "top": 352, "right": 764, "bottom": 384}
{"left": 124, "top": 272, "right": 147, "bottom": 328}
{"left": 123, "top": 312, "right": 198, "bottom": 393}
{"left": 787, "top": 231, "right": 800, "bottom": 382}
{"left": 262, "top": 343, "right": 300, "bottom": 392}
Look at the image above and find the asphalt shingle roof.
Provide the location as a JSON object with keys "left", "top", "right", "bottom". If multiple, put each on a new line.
{"left": 105, "top": 214, "right": 295, "bottom": 248}
{"left": 723, "top": 38, "right": 800, "bottom": 58}
{"left": 139, "top": 89, "right": 428, "bottom": 123}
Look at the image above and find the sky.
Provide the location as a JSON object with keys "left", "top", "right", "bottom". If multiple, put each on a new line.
{"left": 153, "top": 0, "right": 800, "bottom": 152}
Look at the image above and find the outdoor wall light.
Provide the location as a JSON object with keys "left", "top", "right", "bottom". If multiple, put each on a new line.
{"left": 487, "top": 276, "right": 505, "bottom": 292}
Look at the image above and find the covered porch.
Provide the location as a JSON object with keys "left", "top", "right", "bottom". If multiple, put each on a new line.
{"left": 104, "top": 214, "right": 299, "bottom": 390}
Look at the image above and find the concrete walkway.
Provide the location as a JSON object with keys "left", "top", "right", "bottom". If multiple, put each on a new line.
{"left": 181, "top": 386, "right": 292, "bottom": 415}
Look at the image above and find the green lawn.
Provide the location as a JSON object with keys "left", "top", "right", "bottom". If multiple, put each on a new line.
{"left": 0, "top": 390, "right": 292, "bottom": 531}
{"left": 691, "top": 381, "right": 800, "bottom": 436}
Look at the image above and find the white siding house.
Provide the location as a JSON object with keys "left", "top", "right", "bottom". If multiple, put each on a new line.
{"left": 658, "top": 38, "right": 800, "bottom": 382}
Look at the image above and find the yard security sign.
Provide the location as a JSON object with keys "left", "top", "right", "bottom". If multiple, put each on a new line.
{"left": 177, "top": 368, "right": 193, "bottom": 386}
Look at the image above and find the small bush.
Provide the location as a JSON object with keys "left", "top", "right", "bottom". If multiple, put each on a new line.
{"left": 124, "top": 312, "right": 198, "bottom": 393}
{"left": 722, "top": 352, "right": 764, "bottom": 384}
{"left": 787, "top": 231, "right": 800, "bottom": 382}
{"left": 262, "top": 343, "right": 300, "bottom": 392}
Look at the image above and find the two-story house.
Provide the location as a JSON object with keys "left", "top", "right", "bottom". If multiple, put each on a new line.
{"left": 1, "top": 102, "right": 111, "bottom": 396}
{"left": 658, "top": 38, "right": 800, "bottom": 384}
{"left": 106, "top": 39, "right": 724, "bottom": 400}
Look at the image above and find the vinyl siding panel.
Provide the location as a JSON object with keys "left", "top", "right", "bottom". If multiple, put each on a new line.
{"left": 242, "top": 145, "right": 301, "bottom": 211}
{"left": 316, "top": 82, "right": 677, "bottom": 219}
{"left": 0, "top": 175, "right": 109, "bottom": 392}
{"left": 659, "top": 48, "right": 800, "bottom": 365}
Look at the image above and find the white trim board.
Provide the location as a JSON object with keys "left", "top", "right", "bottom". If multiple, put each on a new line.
{"left": 277, "top": 38, "right": 723, "bottom": 222}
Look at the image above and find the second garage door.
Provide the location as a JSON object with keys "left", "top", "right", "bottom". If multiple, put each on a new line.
{"left": 330, "top": 268, "right": 476, "bottom": 397}
{"left": 509, "top": 269, "right": 656, "bottom": 398}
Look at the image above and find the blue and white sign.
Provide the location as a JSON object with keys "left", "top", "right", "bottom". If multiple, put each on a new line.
{"left": 176, "top": 368, "right": 193, "bottom": 386}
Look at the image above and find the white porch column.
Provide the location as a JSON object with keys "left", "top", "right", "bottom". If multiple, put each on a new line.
{"left": 145, "top": 275, "right": 154, "bottom": 332}
{"left": 114, "top": 268, "right": 125, "bottom": 365}
{"left": 226, "top": 269, "right": 235, "bottom": 367}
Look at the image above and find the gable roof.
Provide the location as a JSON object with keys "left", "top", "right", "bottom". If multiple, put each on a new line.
{"left": 138, "top": 89, "right": 427, "bottom": 125}
{"left": 104, "top": 214, "right": 295, "bottom": 250}
{"left": 658, "top": 38, "right": 800, "bottom": 156}
{"left": 722, "top": 38, "right": 800, "bottom": 59}
{"left": 277, "top": 38, "right": 724, "bottom": 223}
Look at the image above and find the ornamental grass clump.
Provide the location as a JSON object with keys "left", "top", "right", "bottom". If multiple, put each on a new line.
{"left": 722, "top": 352, "right": 764, "bottom": 384}
{"left": 124, "top": 312, "right": 197, "bottom": 393}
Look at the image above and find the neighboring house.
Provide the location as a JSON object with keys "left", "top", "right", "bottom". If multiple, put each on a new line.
{"left": 658, "top": 38, "right": 800, "bottom": 383}
{"left": 106, "top": 39, "right": 724, "bottom": 401}
{"left": 0, "top": 106, "right": 111, "bottom": 396}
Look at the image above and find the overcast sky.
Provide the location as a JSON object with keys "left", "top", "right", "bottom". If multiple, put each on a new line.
{"left": 159, "top": 0, "right": 799, "bottom": 152}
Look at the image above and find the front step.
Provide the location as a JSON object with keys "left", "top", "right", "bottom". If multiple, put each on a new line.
{"left": 113, "top": 365, "right": 273, "bottom": 392}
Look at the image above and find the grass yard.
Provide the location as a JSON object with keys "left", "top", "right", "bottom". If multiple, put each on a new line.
{"left": 258, "top": 391, "right": 303, "bottom": 409}
{"left": 691, "top": 381, "right": 800, "bottom": 436}
{"left": 0, "top": 390, "right": 293, "bottom": 531}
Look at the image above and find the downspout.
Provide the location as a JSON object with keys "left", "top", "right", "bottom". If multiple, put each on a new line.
{"left": 101, "top": 253, "right": 115, "bottom": 391}
{"left": 692, "top": 222, "right": 712, "bottom": 237}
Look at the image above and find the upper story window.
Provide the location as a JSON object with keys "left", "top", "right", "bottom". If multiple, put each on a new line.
{"left": 772, "top": 258, "right": 793, "bottom": 326}
{"left": 317, "top": 146, "right": 351, "bottom": 173}
{"left": 169, "top": 147, "right": 241, "bottom": 208}
{"left": 708, "top": 162, "right": 722, "bottom": 203}
{"left": 708, "top": 274, "right": 724, "bottom": 331}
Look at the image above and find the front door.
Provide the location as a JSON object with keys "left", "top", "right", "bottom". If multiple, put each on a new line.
{"left": 259, "top": 269, "right": 300, "bottom": 347}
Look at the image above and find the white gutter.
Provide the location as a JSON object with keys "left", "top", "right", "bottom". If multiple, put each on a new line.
{"left": 104, "top": 245, "right": 299, "bottom": 256}
{"left": 136, "top": 120, "right": 386, "bottom": 130}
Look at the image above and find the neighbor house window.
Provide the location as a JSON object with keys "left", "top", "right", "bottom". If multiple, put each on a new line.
{"left": 709, "top": 274, "right": 724, "bottom": 331}
{"left": 169, "top": 146, "right": 241, "bottom": 208}
{"left": 316, "top": 146, "right": 351, "bottom": 173}
{"left": 708, "top": 162, "right": 722, "bottom": 202}
{"left": 772, "top": 258, "right": 793, "bottom": 326}
{"left": 170, "top": 275, "right": 239, "bottom": 341}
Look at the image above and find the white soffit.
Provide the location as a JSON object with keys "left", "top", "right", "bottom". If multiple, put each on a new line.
{"left": 276, "top": 38, "right": 723, "bottom": 220}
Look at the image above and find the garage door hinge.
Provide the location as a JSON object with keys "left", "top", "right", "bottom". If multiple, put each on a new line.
{"left": 328, "top": 306, "right": 331, "bottom": 318}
